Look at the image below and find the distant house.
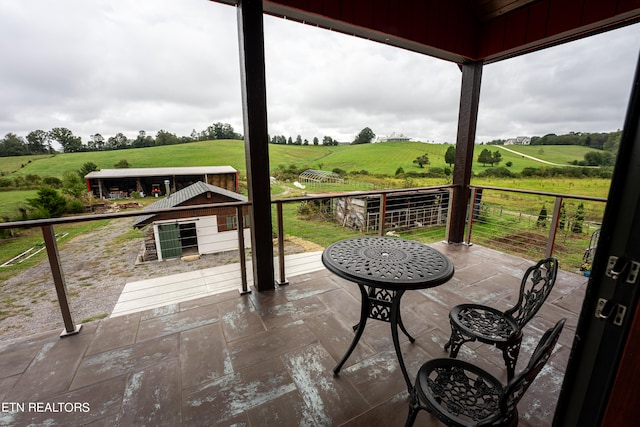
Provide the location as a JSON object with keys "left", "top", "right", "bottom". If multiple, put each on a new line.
{"left": 378, "top": 132, "right": 412, "bottom": 142}
{"left": 504, "top": 136, "right": 531, "bottom": 145}
{"left": 84, "top": 166, "right": 238, "bottom": 199}
{"left": 133, "top": 181, "right": 250, "bottom": 261}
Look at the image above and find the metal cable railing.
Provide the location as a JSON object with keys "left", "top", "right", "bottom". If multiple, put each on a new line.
{"left": 0, "top": 183, "right": 606, "bottom": 341}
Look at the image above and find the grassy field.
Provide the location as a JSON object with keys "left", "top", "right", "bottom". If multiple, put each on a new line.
{"left": 0, "top": 190, "right": 38, "bottom": 219}
{"left": 502, "top": 145, "right": 596, "bottom": 166}
{"left": 0, "top": 141, "right": 611, "bottom": 220}
{"left": 1, "top": 140, "right": 600, "bottom": 182}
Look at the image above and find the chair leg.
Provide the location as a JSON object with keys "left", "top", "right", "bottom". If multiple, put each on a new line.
{"left": 405, "top": 407, "right": 419, "bottom": 427}
{"left": 445, "top": 325, "right": 468, "bottom": 358}
{"left": 405, "top": 387, "right": 420, "bottom": 427}
{"left": 502, "top": 338, "right": 522, "bottom": 381}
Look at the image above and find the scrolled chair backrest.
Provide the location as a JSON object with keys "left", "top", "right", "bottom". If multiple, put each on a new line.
{"left": 506, "top": 257, "right": 559, "bottom": 328}
{"left": 499, "top": 318, "right": 566, "bottom": 418}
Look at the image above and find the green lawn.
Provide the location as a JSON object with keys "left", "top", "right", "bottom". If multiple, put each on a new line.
{"left": 503, "top": 145, "right": 597, "bottom": 166}
{"left": 0, "top": 190, "right": 38, "bottom": 219}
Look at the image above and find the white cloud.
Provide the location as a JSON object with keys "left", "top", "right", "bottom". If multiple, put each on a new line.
{"left": 0, "top": 0, "right": 638, "bottom": 145}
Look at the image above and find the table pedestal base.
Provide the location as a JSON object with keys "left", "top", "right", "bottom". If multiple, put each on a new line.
{"left": 333, "top": 284, "right": 415, "bottom": 391}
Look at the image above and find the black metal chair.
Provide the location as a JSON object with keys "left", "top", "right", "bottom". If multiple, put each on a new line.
{"left": 406, "top": 318, "right": 565, "bottom": 427}
{"left": 444, "top": 257, "right": 558, "bottom": 380}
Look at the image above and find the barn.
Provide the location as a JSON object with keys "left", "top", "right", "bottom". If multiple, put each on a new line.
{"left": 84, "top": 166, "right": 238, "bottom": 199}
{"left": 132, "top": 181, "right": 250, "bottom": 261}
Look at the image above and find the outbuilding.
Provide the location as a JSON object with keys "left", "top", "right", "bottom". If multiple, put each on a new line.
{"left": 133, "top": 181, "right": 250, "bottom": 261}
{"left": 84, "top": 166, "right": 238, "bottom": 199}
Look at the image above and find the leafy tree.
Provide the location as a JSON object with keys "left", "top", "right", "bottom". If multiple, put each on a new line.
{"left": 445, "top": 145, "right": 456, "bottom": 167}
{"left": 106, "top": 133, "right": 130, "bottom": 150}
{"left": 88, "top": 133, "right": 105, "bottom": 151}
{"left": 352, "top": 127, "right": 375, "bottom": 144}
{"left": 322, "top": 136, "right": 337, "bottom": 146}
{"left": 209, "top": 122, "right": 241, "bottom": 140}
{"left": 50, "top": 127, "right": 83, "bottom": 153}
{"left": 155, "top": 129, "right": 179, "bottom": 146}
{"left": 478, "top": 148, "right": 492, "bottom": 166}
{"left": 78, "top": 162, "right": 98, "bottom": 179}
{"left": 27, "top": 187, "right": 67, "bottom": 218}
{"left": 492, "top": 150, "right": 502, "bottom": 166}
{"left": 313, "top": 137, "right": 319, "bottom": 146}
{"left": 25, "top": 130, "right": 50, "bottom": 153}
{"left": 133, "top": 130, "right": 154, "bottom": 148}
{"left": 62, "top": 171, "right": 87, "bottom": 199}
{"left": 114, "top": 159, "right": 130, "bottom": 168}
{"left": 295, "top": 135, "right": 302, "bottom": 145}
{"left": 287, "top": 136, "right": 293, "bottom": 145}
{"left": 413, "top": 153, "right": 430, "bottom": 168}
{"left": 584, "top": 151, "right": 615, "bottom": 166}
{"left": 0, "top": 133, "right": 28, "bottom": 156}
{"left": 395, "top": 167, "right": 405, "bottom": 176}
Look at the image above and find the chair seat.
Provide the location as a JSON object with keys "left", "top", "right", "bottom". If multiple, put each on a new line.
{"left": 451, "top": 304, "right": 519, "bottom": 343}
{"left": 415, "top": 358, "right": 510, "bottom": 427}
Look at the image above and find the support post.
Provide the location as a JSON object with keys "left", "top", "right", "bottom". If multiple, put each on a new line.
{"left": 237, "top": 0, "right": 275, "bottom": 290}
{"left": 42, "top": 225, "right": 81, "bottom": 337}
{"left": 448, "top": 61, "right": 483, "bottom": 243}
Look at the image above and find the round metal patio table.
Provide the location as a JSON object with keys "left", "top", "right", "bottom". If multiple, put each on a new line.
{"left": 322, "top": 236, "right": 454, "bottom": 391}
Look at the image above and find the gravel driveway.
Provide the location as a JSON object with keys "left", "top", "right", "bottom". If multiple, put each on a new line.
{"left": 0, "top": 217, "right": 315, "bottom": 342}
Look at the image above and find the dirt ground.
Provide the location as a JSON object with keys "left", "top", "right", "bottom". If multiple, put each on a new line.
{"left": 0, "top": 217, "right": 318, "bottom": 342}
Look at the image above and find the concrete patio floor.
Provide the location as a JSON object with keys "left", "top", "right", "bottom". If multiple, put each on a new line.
{"left": 0, "top": 242, "right": 586, "bottom": 426}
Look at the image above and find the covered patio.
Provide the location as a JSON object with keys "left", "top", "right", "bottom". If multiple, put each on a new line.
{"left": 0, "top": 243, "right": 586, "bottom": 426}
{"left": 0, "top": 0, "right": 639, "bottom": 425}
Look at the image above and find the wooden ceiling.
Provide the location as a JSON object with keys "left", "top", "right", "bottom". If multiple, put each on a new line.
{"left": 212, "top": 0, "right": 640, "bottom": 64}
{"left": 472, "top": 0, "right": 539, "bottom": 21}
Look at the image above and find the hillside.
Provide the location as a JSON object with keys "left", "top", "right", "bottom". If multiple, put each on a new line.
{"left": 0, "top": 140, "right": 598, "bottom": 180}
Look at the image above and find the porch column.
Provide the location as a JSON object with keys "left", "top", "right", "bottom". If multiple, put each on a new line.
{"left": 448, "top": 61, "right": 483, "bottom": 243}
{"left": 237, "top": 0, "right": 275, "bottom": 290}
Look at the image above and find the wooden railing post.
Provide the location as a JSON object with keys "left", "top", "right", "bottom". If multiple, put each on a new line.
{"left": 42, "top": 225, "right": 81, "bottom": 337}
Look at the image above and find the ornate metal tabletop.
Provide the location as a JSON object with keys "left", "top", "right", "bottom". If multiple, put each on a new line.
{"left": 322, "top": 236, "right": 455, "bottom": 391}
{"left": 322, "top": 236, "right": 454, "bottom": 290}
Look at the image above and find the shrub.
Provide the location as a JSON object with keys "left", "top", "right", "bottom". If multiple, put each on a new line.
{"left": 66, "top": 199, "right": 85, "bottom": 214}
{"left": 27, "top": 187, "right": 67, "bottom": 218}
{"left": 43, "top": 176, "right": 63, "bottom": 188}
{"left": 477, "top": 166, "right": 515, "bottom": 178}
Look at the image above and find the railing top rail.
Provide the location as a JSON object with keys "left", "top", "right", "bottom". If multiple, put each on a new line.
{"left": 470, "top": 184, "right": 608, "bottom": 203}
{"left": 273, "top": 184, "right": 456, "bottom": 204}
{"left": 0, "top": 200, "right": 252, "bottom": 231}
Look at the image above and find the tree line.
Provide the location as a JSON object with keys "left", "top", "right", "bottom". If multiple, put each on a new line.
{"left": 484, "top": 130, "right": 622, "bottom": 153}
{"left": 269, "top": 127, "right": 376, "bottom": 147}
{"left": 0, "top": 122, "right": 243, "bottom": 156}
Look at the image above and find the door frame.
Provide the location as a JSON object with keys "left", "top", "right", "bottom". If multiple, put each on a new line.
{"left": 554, "top": 52, "right": 640, "bottom": 426}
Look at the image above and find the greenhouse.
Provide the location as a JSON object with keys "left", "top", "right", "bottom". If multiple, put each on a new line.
{"left": 299, "top": 169, "right": 344, "bottom": 186}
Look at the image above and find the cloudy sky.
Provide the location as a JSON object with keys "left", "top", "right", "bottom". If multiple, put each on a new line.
{"left": 1, "top": 0, "right": 639, "bottom": 146}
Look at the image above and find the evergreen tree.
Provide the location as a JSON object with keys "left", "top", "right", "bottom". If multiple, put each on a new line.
{"left": 537, "top": 205, "right": 548, "bottom": 227}
{"left": 572, "top": 203, "right": 585, "bottom": 233}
